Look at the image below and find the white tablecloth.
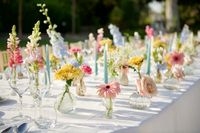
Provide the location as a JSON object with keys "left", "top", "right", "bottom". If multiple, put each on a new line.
{"left": 1, "top": 67, "right": 200, "bottom": 133}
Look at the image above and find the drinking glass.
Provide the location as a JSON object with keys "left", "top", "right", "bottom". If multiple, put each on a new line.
{"left": 29, "top": 69, "right": 55, "bottom": 129}
{"left": 7, "top": 64, "right": 31, "bottom": 119}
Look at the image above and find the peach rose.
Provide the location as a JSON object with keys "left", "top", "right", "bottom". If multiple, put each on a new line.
{"left": 136, "top": 75, "right": 157, "bottom": 97}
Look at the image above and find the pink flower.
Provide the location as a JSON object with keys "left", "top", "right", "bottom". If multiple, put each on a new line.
{"left": 135, "top": 75, "right": 157, "bottom": 97}
{"left": 70, "top": 47, "right": 81, "bottom": 54}
{"left": 172, "top": 65, "right": 184, "bottom": 80}
{"left": 81, "top": 64, "right": 92, "bottom": 75}
{"left": 8, "top": 58, "right": 15, "bottom": 68}
{"left": 37, "top": 55, "right": 44, "bottom": 69}
{"left": 97, "top": 82, "right": 121, "bottom": 99}
{"left": 97, "top": 28, "right": 104, "bottom": 53}
{"left": 8, "top": 48, "right": 23, "bottom": 67}
{"left": 145, "top": 25, "right": 154, "bottom": 38}
{"left": 169, "top": 51, "right": 184, "bottom": 66}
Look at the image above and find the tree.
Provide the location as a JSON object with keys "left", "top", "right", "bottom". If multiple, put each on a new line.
{"left": 165, "top": 0, "right": 180, "bottom": 32}
{"left": 72, "top": 0, "right": 76, "bottom": 34}
{"left": 18, "top": 0, "right": 23, "bottom": 37}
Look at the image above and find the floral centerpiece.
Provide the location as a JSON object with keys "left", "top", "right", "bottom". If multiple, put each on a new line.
{"left": 25, "top": 21, "right": 44, "bottom": 87}
{"left": 54, "top": 64, "right": 82, "bottom": 113}
{"left": 166, "top": 51, "right": 185, "bottom": 80}
{"left": 37, "top": 3, "right": 68, "bottom": 61}
{"left": 163, "top": 51, "right": 185, "bottom": 90}
{"left": 69, "top": 47, "right": 92, "bottom": 96}
{"left": 7, "top": 25, "right": 23, "bottom": 82}
{"left": 99, "top": 38, "right": 119, "bottom": 81}
{"left": 97, "top": 81, "right": 121, "bottom": 118}
{"left": 152, "top": 36, "right": 167, "bottom": 83}
{"left": 128, "top": 56, "right": 157, "bottom": 109}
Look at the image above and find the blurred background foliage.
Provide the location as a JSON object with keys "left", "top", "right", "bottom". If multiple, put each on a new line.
{"left": 0, "top": 0, "right": 199, "bottom": 50}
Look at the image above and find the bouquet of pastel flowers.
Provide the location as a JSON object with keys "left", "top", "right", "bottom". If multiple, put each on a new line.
{"left": 54, "top": 63, "right": 82, "bottom": 113}
{"left": 69, "top": 47, "right": 92, "bottom": 96}
{"left": 7, "top": 25, "right": 23, "bottom": 80}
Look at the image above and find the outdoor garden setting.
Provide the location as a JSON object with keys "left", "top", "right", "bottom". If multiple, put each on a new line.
{"left": 0, "top": 0, "right": 200, "bottom": 132}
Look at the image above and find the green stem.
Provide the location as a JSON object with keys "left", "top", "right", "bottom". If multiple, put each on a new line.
{"left": 34, "top": 72, "right": 39, "bottom": 90}
{"left": 106, "top": 98, "right": 113, "bottom": 118}
{"left": 137, "top": 69, "right": 142, "bottom": 79}
{"left": 57, "top": 82, "right": 73, "bottom": 110}
{"left": 12, "top": 66, "right": 17, "bottom": 85}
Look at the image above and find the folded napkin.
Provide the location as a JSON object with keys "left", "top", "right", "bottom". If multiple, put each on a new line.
{"left": 0, "top": 121, "right": 29, "bottom": 133}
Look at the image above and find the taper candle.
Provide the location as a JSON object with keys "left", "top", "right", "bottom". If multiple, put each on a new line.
{"left": 103, "top": 44, "right": 108, "bottom": 83}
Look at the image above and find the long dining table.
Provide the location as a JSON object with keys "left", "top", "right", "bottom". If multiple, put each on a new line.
{"left": 0, "top": 60, "right": 200, "bottom": 133}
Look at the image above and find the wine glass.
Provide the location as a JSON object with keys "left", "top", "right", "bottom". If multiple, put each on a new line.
{"left": 7, "top": 64, "right": 31, "bottom": 119}
{"left": 29, "top": 69, "right": 55, "bottom": 129}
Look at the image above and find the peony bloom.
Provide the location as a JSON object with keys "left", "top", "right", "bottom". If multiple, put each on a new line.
{"left": 97, "top": 82, "right": 121, "bottom": 99}
{"left": 81, "top": 64, "right": 92, "bottom": 75}
{"left": 70, "top": 47, "right": 81, "bottom": 54}
{"left": 168, "top": 51, "right": 184, "bottom": 66}
{"left": 172, "top": 65, "right": 184, "bottom": 80}
{"left": 135, "top": 75, "right": 157, "bottom": 97}
{"left": 145, "top": 25, "right": 154, "bottom": 38}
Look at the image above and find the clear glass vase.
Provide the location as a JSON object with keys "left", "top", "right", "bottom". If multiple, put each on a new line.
{"left": 129, "top": 91, "right": 151, "bottom": 110}
{"left": 76, "top": 76, "right": 86, "bottom": 96}
{"left": 102, "top": 98, "right": 113, "bottom": 119}
{"left": 154, "top": 67, "right": 162, "bottom": 83}
{"left": 55, "top": 84, "right": 76, "bottom": 114}
{"left": 119, "top": 66, "right": 129, "bottom": 86}
{"left": 163, "top": 78, "right": 181, "bottom": 90}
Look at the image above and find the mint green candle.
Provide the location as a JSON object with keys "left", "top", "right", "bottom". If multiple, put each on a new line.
{"left": 46, "top": 44, "right": 51, "bottom": 84}
{"left": 146, "top": 38, "right": 152, "bottom": 75}
{"left": 94, "top": 42, "right": 98, "bottom": 76}
{"left": 103, "top": 44, "right": 108, "bottom": 83}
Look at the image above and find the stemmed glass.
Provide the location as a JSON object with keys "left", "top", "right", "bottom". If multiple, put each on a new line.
{"left": 29, "top": 69, "right": 55, "bottom": 129}
{"left": 7, "top": 64, "right": 31, "bottom": 119}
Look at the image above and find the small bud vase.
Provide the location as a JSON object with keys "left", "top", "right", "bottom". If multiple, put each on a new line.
{"left": 119, "top": 66, "right": 129, "bottom": 86}
{"left": 102, "top": 98, "right": 113, "bottom": 119}
{"left": 76, "top": 76, "right": 86, "bottom": 96}
{"left": 55, "top": 83, "right": 76, "bottom": 114}
{"left": 129, "top": 91, "right": 151, "bottom": 110}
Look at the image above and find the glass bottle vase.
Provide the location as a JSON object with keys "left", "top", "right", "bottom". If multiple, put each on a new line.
{"left": 129, "top": 91, "right": 151, "bottom": 110}
{"left": 154, "top": 67, "right": 162, "bottom": 83}
{"left": 102, "top": 98, "right": 113, "bottom": 119}
{"left": 55, "top": 84, "right": 76, "bottom": 114}
{"left": 119, "top": 66, "right": 129, "bottom": 86}
{"left": 76, "top": 76, "right": 86, "bottom": 96}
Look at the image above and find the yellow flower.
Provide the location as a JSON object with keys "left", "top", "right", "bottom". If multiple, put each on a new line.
{"left": 164, "top": 53, "right": 171, "bottom": 68}
{"left": 50, "top": 54, "right": 60, "bottom": 64}
{"left": 153, "top": 39, "right": 167, "bottom": 48}
{"left": 100, "top": 38, "right": 112, "bottom": 46}
{"left": 55, "top": 64, "right": 82, "bottom": 81}
{"left": 128, "top": 56, "right": 144, "bottom": 69}
{"left": 108, "top": 46, "right": 116, "bottom": 53}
